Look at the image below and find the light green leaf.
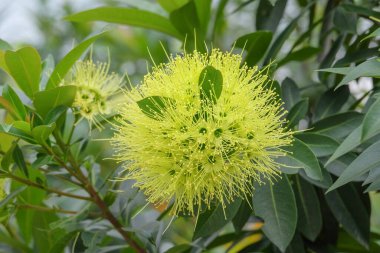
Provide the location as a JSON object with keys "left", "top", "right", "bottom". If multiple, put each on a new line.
{"left": 157, "top": 0, "right": 189, "bottom": 12}
{"left": 295, "top": 133, "right": 339, "bottom": 157}
{"left": 0, "top": 121, "right": 35, "bottom": 143}
{"left": 4, "top": 47, "right": 41, "bottom": 98}
{"left": 362, "top": 28, "right": 380, "bottom": 41}
{"left": 235, "top": 31, "right": 273, "bottom": 66}
{"left": 46, "top": 32, "right": 106, "bottom": 89}
{"left": 193, "top": 198, "right": 242, "bottom": 239}
{"left": 2, "top": 85, "right": 27, "bottom": 121}
{"left": 327, "top": 140, "right": 380, "bottom": 192}
{"left": 65, "top": 8, "right": 182, "bottom": 39}
{"left": 33, "top": 85, "right": 77, "bottom": 117}
{"left": 278, "top": 46, "right": 320, "bottom": 67}
{"left": 252, "top": 176, "right": 297, "bottom": 252}
{"left": 32, "top": 123, "right": 56, "bottom": 146}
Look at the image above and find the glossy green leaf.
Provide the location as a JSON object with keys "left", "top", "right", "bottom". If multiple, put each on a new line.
{"left": 137, "top": 96, "right": 176, "bottom": 119}
{"left": 194, "top": 0, "right": 212, "bottom": 36}
{"left": 278, "top": 138, "right": 323, "bottom": 181}
{"left": 4, "top": 47, "right": 41, "bottom": 98}
{"left": 278, "top": 46, "right": 320, "bottom": 67}
{"left": 193, "top": 198, "right": 242, "bottom": 239}
{"left": 66, "top": 8, "right": 182, "bottom": 39}
{"left": 293, "top": 175, "right": 322, "bottom": 241}
{"left": 314, "top": 86, "right": 350, "bottom": 121}
{"left": 235, "top": 31, "right": 273, "bottom": 66}
{"left": 286, "top": 98, "right": 308, "bottom": 128}
{"left": 281, "top": 77, "right": 301, "bottom": 111}
{"left": 46, "top": 32, "right": 106, "bottom": 89}
{"left": 199, "top": 66, "right": 223, "bottom": 104}
{"left": 32, "top": 123, "right": 56, "bottom": 146}
{"left": 325, "top": 184, "right": 370, "bottom": 248}
{"left": 295, "top": 133, "right": 339, "bottom": 157}
{"left": 252, "top": 176, "right": 297, "bottom": 252}
{"left": 2, "top": 85, "right": 27, "bottom": 121}
{"left": 33, "top": 85, "right": 77, "bottom": 117}
{"left": 327, "top": 140, "right": 380, "bottom": 192}
{"left": 157, "top": 0, "right": 189, "bottom": 12}
{"left": 169, "top": 1, "right": 200, "bottom": 36}
{"left": 13, "top": 145, "right": 28, "bottom": 177}
{"left": 0, "top": 122, "right": 35, "bottom": 143}
{"left": 362, "top": 98, "right": 380, "bottom": 141}
{"left": 311, "top": 112, "right": 363, "bottom": 140}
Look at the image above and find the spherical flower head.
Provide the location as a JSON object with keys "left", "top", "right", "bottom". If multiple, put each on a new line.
{"left": 112, "top": 49, "right": 293, "bottom": 215}
{"left": 68, "top": 60, "right": 123, "bottom": 127}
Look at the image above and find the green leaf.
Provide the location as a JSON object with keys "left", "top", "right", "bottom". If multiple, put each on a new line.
{"left": 295, "top": 133, "right": 339, "bottom": 157}
{"left": 0, "top": 122, "right": 35, "bottom": 143}
{"left": 4, "top": 47, "right": 41, "bottom": 98}
{"left": 169, "top": 1, "right": 200, "bottom": 36}
{"left": 327, "top": 140, "right": 380, "bottom": 192}
{"left": 46, "top": 32, "right": 106, "bottom": 89}
{"left": 194, "top": 0, "right": 211, "bottom": 36}
{"left": 285, "top": 233, "right": 305, "bottom": 253}
{"left": 252, "top": 176, "right": 297, "bottom": 252}
{"left": 286, "top": 98, "right": 308, "bottom": 128}
{"left": 235, "top": 31, "right": 273, "bottom": 66}
{"left": 325, "top": 125, "right": 362, "bottom": 165}
{"left": 12, "top": 145, "right": 28, "bottom": 177}
{"left": 333, "top": 6, "right": 357, "bottom": 34}
{"left": 2, "top": 85, "right": 27, "bottom": 121}
{"left": 325, "top": 184, "right": 370, "bottom": 248}
{"left": 193, "top": 198, "right": 242, "bottom": 240}
{"left": 281, "top": 77, "right": 301, "bottom": 111}
{"left": 256, "top": 0, "right": 287, "bottom": 33}
{"left": 362, "top": 98, "right": 380, "bottom": 141}
{"left": 157, "top": 0, "right": 189, "bottom": 12}
{"left": 278, "top": 46, "right": 320, "bottom": 67}
{"left": 342, "top": 3, "right": 380, "bottom": 20}
{"left": 33, "top": 85, "right": 77, "bottom": 117}
{"left": 65, "top": 8, "right": 182, "bottom": 39}
{"left": 314, "top": 86, "right": 350, "bottom": 121}
{"left": 232, "top": 200, "right": 252, "bottom": 233}
{"left": 293, "top": 175, "right": 322, "bottom": 241}
{"left": 199, "top": 66, "right": 223, "bottom": 104}
{"left": 165, "top": 244, "right": 191, "bottom": 253}
{"left": 32, "top": 123, "right": 56, "bottom": 146}
{"left": 278, "top": 138, "right": 323, "bottom": 181}
{"left": 362, "top": 27, "right": 380, "bottom": 41}
{"left": 311, "top": 112, "right": 363, "bottom": 140}
{"left": 137, "top": 96, "right": 176, "bottom": 119}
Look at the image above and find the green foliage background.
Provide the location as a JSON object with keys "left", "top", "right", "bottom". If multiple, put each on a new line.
{"left": 0, "top": 0, "right": 380, "bottom": 252}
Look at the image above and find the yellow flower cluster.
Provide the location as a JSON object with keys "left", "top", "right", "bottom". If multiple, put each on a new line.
{"left": 68, "top": 60, "right": 123, "bottom": 127}
{"left": 112, "top": 49, "right": 293, "bottom": 215}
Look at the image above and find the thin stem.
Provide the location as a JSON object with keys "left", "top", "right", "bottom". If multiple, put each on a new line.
{"left": 17, "top": 204, "right": 78, "bottom": 215}
{"left": 6, "top": 174, "right": 92, "bottom": 201}
{"left": 38, "top": 167, "right": 82, "bottom": 187}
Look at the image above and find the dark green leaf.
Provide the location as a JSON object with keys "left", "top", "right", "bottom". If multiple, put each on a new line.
{"left": 342, "top": 3, "right": 380, "bottom": 20}
{"left": 285, "top": 233, "right": 305, "bottom": 253}
{"left": 46, "top": 32, "right": 106, "bottom": 89}
{"left": 32, "top": 123, "right": 56, "bottom": 146}
{"left": 137, "top": 96, "right": 176, "bottom": 119}
{"left": 295, "top": 133, "right": 339, "bottom": 157}
{"left": 235, "top": 31, "right": 273, "bottom": 66}
{"left": 12, "top": 145, "right": 28, "bottom": 177}
{"left": 281, "top": 78, "right": 301, "bottom": 111}
{"left": 193, "top": 198, "right": 242, "bottom": 239}
{"left": 232, "top": 200, "right": 252, "bottom": 233}
{"left": 170, "top": 1, "right": 200, "bottom": 36}
{"left": 278, "top": 46, "right": 320, "bottom": 67}
{"left": 278, "top": 138, "right": 323, "bottom": 181}
{"left": 299, "top": 163, "right": 333, "bottom": 189}
{"left": 314, "top": 86, "right": 350, "bottom": 121}
{"left": 256, "top": 0, "right": 287, "bottom": 33}
{"left": 327, "top": 140, "right": 380, "bottom": 192}
{"left": 333, "top": 7, "right": 357, "bottom": 34}
{"left": 48, "top": 231, "right": 79, "bottom": 253}
{"left": 362, "top": 98, "right": 380, "bottom": 141}
{"left": 286, "top": 98, "right": 308, "bottom": 128}
{"left": 165, "top": 244, "right": 191, "bottom": 253}
{"left": 311, "top": 112, "right": 363, "bottom": 140}
{"left": 252, "top": 176, "right": 297, "bottom": 252}
{"left": 4, "top": 47, "right": 41, "bottom": 98}
{"left": 33, "top": 85, "right": 77, "bottom": 117}
{"left": 325, "top": 184, "right": 369, "bottom": 248}
{"left": 66, "top": 8, "right": 182, "bottom": 38}
{"left": 198, "top": 66, "right": 223, "bottom": 104}
{"left": 293, "top": 175, "right": 322, "bottom": 241}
